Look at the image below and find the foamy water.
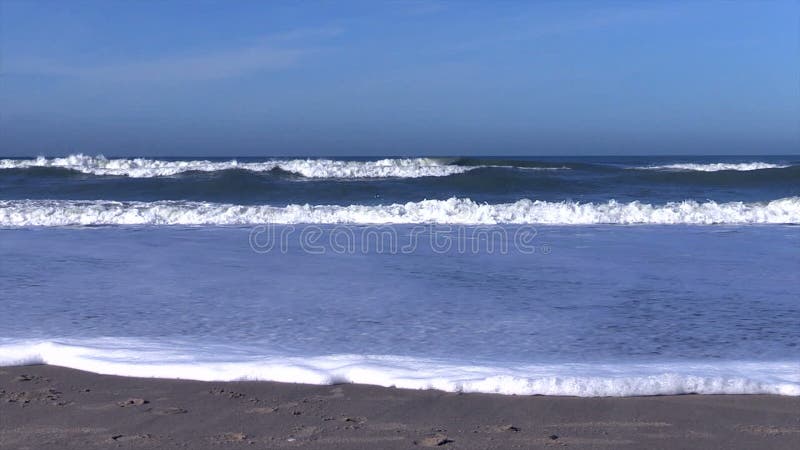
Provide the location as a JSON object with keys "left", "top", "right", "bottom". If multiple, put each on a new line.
{"left": 2, "top": 197, "right": 799, "bottom": 226}
{"left": 0, "top": 154, "right": 473, "bottom": 178}
{"left": 636, "top": 162, "right": 791, "bottom": 171}
{"left": 2, "top": 340, "right": 797, "bottom": 396}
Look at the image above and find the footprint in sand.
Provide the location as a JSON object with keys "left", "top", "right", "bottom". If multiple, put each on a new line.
{"left": 211, "top": 432, "right": 251, "bottom": 444}
{"left": 246, "top": 406, "right": 278, "bottom": 414}
{"left": 110, "top": 434, "right": 153, "bottom": 443}
{"left": 14, "top": 374, "right": 49, "bottom": 383}
{"left": 415, "top": 434, "right": 453, "bottom": 447}
{"left": 116, "top": 397, "right": 148, "bottom": 407}
{"left": 2, "top": 387, "right": 63, "bottom": 405}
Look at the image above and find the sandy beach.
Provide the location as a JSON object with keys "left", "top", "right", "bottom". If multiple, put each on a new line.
{"left": 1, "top": 365, "right": 798, "bottom": 449}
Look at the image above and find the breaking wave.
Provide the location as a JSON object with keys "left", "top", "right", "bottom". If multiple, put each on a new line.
{"left": 2, "top": 197, "right": 798, "bottom": 226}
{"left": 1, "top": 340, "right": 797, "bottom": 396}
{"left": 0, "top": 154, "right": 473, "bottom": 179}
{"left": 636, "top": 162, "right": 791, "bottom": 172}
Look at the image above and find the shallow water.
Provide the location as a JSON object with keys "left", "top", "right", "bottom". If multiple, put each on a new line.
{"left": 1, "top": 225, "right": 798, "bottom": 395}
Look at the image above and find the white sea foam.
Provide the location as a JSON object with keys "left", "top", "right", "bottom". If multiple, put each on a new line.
{"left": 1, "top": 340, "right": 797, "bottom": 396}
{"left": 637, "top": 162, "right": 791, "bottom": 172}
{"left": 483, "top": 164, "right": 570, "bottom": 171}
{"left": 1, "top": 197, "right": 799, "bottom": 226}
{"left": 0, "top": 154, "right": 472, "bottom": 178}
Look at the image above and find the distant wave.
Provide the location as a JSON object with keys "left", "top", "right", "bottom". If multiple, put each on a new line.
{"left": 636, "top": 162, "right": 791, "bottom": 172}
{"left": 8, "top": 155, "right": 791, "bottom": 179}
{"left": 0, "top": 154, "right": 474, "bottom": 179}
{"left": 452, "top": 158, "right": 574, "bottom": 171}
{"left": 2, "top": 340, "right": 797, "bottom": 396}
{"left": 2, "top": 197, "right": 798, "bottom": 226}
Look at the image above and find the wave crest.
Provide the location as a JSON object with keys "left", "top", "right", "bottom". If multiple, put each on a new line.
{"left": 1, "top": 340, "right": 797, "bottom": 396}
{"left": 1, "top": 197, "right": 798, "bottom": 226}
{"left": 0, "top": 154, "right": 472, "bottom": 179}
{"left": 637, "top": 162, "right": 791, "bottom": 172}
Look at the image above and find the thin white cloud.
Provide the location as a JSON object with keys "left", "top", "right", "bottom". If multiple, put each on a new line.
{"left": 6, "top": 27, "right": 342, "bottom": 82}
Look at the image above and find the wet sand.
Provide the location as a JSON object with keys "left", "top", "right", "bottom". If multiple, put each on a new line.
{"left": 1, "top": 365, "right": 798, "bottom": 449}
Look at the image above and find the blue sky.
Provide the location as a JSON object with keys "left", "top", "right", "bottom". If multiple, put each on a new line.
{"left": 1, "top": 1, "right": 798, "bottom": 156}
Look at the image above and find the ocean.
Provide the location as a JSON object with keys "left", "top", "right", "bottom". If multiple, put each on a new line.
{"left": 1, "top": 154, "right": 798, "bottom": 396}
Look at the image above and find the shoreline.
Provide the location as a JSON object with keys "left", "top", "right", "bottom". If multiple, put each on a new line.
{"left": 2, "top": 365, "right": 799, "bottom": 449}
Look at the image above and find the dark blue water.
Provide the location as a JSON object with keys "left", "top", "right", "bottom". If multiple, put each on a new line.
{"left": 1, "top": 155, "right": 798, "bottom": 205}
